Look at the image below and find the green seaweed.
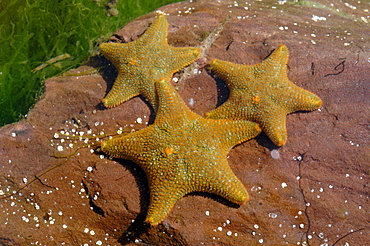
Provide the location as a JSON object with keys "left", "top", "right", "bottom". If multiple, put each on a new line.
{"left": 0, "top": 0, "right": 180, "bottom": 126}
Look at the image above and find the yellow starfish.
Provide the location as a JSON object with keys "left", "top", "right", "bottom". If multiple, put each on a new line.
{"left": 99, "top": 14, "right": 200, "bottom": 109}
{"left": 206, "top": 44, "right": 322, "bottom": 146}
{"left": 100, "top": 79, "right": 261, "bottom": 225}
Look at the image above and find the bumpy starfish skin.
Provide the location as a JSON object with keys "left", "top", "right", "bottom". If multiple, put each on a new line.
{"left": 99, "top": 14, "right": 200, "bottom": 109}
{"left": 206, "top": 44, "right": 322, "bottom": 146}
{"left": 100, "top": 79, "right": 261, "bottom": 225}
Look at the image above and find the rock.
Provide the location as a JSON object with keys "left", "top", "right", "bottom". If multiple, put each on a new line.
{"left": 0, "top": 0, "right": 369, "bottom": 245}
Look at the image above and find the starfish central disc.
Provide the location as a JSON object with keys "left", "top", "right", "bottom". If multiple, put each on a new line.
{"left": 99, "top": 14, "right": 200, "bottom": 110}
{"left": 100, "top": 79, "right": 261, "bottom": 225}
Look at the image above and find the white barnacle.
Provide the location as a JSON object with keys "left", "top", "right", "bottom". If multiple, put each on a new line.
{"left": 270, "top": 149, "right": 279, "bottom": 159}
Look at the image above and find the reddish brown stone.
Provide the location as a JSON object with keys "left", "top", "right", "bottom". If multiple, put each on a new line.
{"left": 0, "top": 0, "right": 369, "bottom": 245}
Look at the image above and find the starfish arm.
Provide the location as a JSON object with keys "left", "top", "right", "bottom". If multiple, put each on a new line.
{"left": 284, "top": 85, "right": 322, "bottom": 112}
{"left": 208, "top": 119, "right": 261, "bottom": 149}
{"left": 135, "top": 14, "right": 168, "bottom": 47}
{"left": 206, "top": 95, "right": 249, "bottom": 119}
{"left": 99, "top": 42, "right": 132, "bottom": 67}
{"left": 261, "top": 44, "right": 289, "bottom": 74}
{"left": 209, "top": 59, "right": 246, "bottom": 90}
{"left": 257, "top": 108, "right": 288, "bottom": 146}
{"left": 145, "top": 179, "right": 188, "bottom": 226}
{"left": 101, "top": 129, "right": 186, "bottom": 226}
{"left": 100, "top": 126, "right": 161, "bottom": 160}
{"left": 101, "top": 123, "right": 188, "bottom": 176}
{"left": 205, "top": 98, "right": 238, "bottom": 118}
{"left": 266, "top": 45, "right": 321, "bottom": 108}
{"left": 163, "top": 47, "right": 200, "bottom": 74}
{"left": 192, "top": 157, "right": 249, "bottom": 205}
{"left": 102, "top": 74, "right": 140, "bottom": 108}
{"left": 207, "top": 93, "right": 288, "bottom": 146}
{"left": 264, "top": 45, "right": 322, "bottom": 112}
{"left": 155, "top": 79, "right": 199, "bottom": 124}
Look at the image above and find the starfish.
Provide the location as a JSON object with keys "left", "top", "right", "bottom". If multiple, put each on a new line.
{"left": 206, "top": 44, "right": 322, "bottom": 146}
{"left": 100, "top": 79, "right": 261, "bottom": 225}
{"left": 99, "top": 14, "right": 200, "bottom": 109}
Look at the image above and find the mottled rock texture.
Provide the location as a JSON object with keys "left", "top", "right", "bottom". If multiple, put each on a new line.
{"left": 0, "top": 0, "right": 369, "bottom": 245}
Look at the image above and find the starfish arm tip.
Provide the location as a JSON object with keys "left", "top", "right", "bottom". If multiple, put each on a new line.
{"left": 239, "top": 191, "right": 249, "bottom": 204}
{"left": 99, "top": 42, "right": 106, "bottom": 48}
{"left": 242, "top": 196, "right": 249, "bottom": 204}
{"left": 101, "top": 98, "right": 111, "bottom": 107}
{"left": 99, "top": 43, "right": 109, "bottom": 54}
{"left": 99, "top": 42, "right": 119, "bottom": 53}
{"left": 188, "top": 47, "right": 201, "bottom": 60}
{"left": 232, "top": 190, "right": 249, "bottom": 205}
{"left": 144, "top": 189, "right": 184, "bottom": 226}
{"left": 278, "top": 44, "right": 287, "bottom": 49}
{"left": 194, "top": 47, "right": 201, "bottom": 56}
{"left": 265, "top": 44, "right": 289, "bottom": 63}
{"left": 276, "top": 139, "right": 286, "bottom": 146}
{"left": 273, "top": 134, "right": 287, "bottom": 146}
{"left": 102, "top": 98, "right": 119, "bottom": 108}
{"left": 265, "top": 130, "right": 287, "bottom": 146}
{"left": 145, "top": 217, "right": 160, "bottom": 226}
{"left": 300, "top": 95, "right": 323, "bottom": 111}
{"left": 210, "top": 58, "right": 218, "bottom": 64}
{"left": 317, "top": 98, "right": 323, "bottom": 107}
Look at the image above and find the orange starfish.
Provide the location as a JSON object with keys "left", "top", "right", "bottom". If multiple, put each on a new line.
{"left": 206, "top": 44, "right": 322, "bottom": 146}
{"left": 100, "top": 79, "right": 261, "bottom": 225}
{"left": 99, "top": 14, "right": 200, "bottom": 109}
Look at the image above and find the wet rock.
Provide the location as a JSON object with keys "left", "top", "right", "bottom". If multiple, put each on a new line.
{"left": 0, "top": 0, "right": 369, "bottom": 245}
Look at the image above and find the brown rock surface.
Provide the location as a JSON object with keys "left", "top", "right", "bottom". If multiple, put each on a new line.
{"left": 0, "top": 0, "right": 369, "bottom": 245}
